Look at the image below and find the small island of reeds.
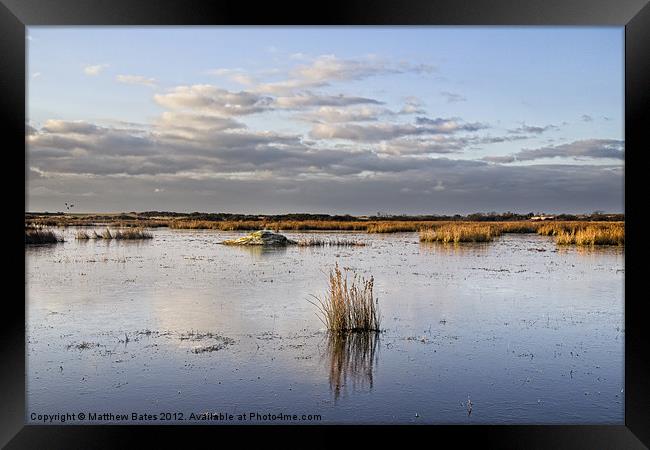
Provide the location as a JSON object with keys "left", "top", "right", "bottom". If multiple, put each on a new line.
{"left": 25, "top": 228, "right": 63, "bottom": 245}
{"left": 419, "top": 223, "right": 500, "bottom": 243}
{"left": 309, "top": 263, "right": 381, "bottom": 333}
{"left": 76, "top": 228, "right": 153, "bottom": 240}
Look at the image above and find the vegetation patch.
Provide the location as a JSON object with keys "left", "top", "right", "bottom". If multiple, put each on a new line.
{"left": 297, "top": 238, "right": 366, "bottom": 247}
{"left": 25, "top": 228, "right": 63, "bottom": 245}
{"left": 555, "top": 225, "right": 624, "bottom": 246}
{"left": 309, "top": 263, "right": 381, "bottom": 333}
{"left": 419, "top": 223, "right": 500, "bottom": 243}
{"left": 76, "top": 228, "right": 153, "bottom": 240}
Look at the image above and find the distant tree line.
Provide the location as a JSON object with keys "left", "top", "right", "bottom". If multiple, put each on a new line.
{"left": 25, "top": 210, "right": 624, "bottom": 222}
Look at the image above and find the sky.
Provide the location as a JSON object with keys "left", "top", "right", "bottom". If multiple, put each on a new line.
{"left": 26, "top": 27, "right": 624, "bottom": 214}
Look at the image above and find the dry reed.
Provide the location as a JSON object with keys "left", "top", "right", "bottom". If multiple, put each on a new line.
{"left": 297, "top": 237, "right": 366, "bottom": 247}
{"left": 555, "top": 225, "right": 624, "bottom": 246}
{"left": 25, "top": 228, "right": 63, "bottom": 244}
{"left": 309, "top": 263, "right": 381, "bottom": 333}
{"left": 76, "top": 228, "right": 152, "bottom": 240}
{"left": 419, "top": 223, "right": 500, "bottom": 243}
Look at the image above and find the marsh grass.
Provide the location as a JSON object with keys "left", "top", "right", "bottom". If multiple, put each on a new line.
{"left": 297, "top": 237, "right": 366, "bottom": 247}
{"left": 419, "top": 223, "right": 500, "bottom": 243}
{"left": 497, "top": 222, "right": 541, "bottom": 234}
{"left": 535, "top": 222, "right": 624, "bottom": 246}
{"left": 25, "top": 228, "right": 63, "bottom": 245}
{"left": 309, "top": 263, "right": 381, "bottom": 333}
{"left": 555, "top": 225, "right": 624, "bottom": 246}
{"left": 76, "top": 228, "right": 153, "bottom": 240}
{"left": 366, "top": 222, "right": 424, "bottom": 233}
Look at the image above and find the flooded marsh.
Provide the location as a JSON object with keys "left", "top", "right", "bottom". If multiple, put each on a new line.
{"left": 26, "top": 228, "right": 624, "bottom": 424}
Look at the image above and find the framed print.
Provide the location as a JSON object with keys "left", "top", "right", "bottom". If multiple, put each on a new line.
{"left": 3, "top": 0, "right": 649, "bottom": 447}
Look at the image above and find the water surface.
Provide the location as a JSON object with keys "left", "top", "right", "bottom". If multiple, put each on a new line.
{"left": 26, "top": 229, "right": 624, "bottom": 424}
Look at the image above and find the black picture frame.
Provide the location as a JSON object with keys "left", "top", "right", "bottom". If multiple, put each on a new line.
{"left": 3, "top": 0, "right": 649, "bottom": 447}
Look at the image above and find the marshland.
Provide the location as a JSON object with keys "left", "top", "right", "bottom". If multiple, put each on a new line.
{"left": 26, "top": 212, "right": 624, "bottom": 424}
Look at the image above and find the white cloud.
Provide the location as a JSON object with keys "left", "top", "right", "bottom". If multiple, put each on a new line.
{"left": 484, "top": 139, "right": 624, "bottom": 163}
{"left": 116, "top": 74, "right": 157, "bottom": 88}
{"left": 83, "top": 64, "right": 109, "bottom": 76}
{"left": 206, "top": 68, "right": 255, "bottom": 85}
{"left": 154, "top": 85, "right": 272, "bottom": 115}
{"left": 255, "top": 55, "right": 436, "bottom": 94}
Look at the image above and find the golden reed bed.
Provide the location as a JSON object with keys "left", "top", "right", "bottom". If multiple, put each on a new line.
{"left": 418, "top": 221, "right": 623, "bottom": 246}
{"left": 419, "top": 223, "right": 500, "bottom": 243}
{"left": 25, "top": 216, "right": 624, "bottom": 246}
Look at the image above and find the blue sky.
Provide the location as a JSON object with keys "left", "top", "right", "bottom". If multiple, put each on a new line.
{"left": 26, "top": 27, "right": 624, "bottom": 214}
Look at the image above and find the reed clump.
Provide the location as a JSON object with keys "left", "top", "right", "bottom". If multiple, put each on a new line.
{"left": 75, "top": 228, "right": 152, "bottom": 240}
{"left": 309, "top": 263, "right": 381, "bottom": 333}
{"left": 297, "top": 238, "right": 366, "bottom": 247}
{"left": 497, "top": 221, "right": 541, "bottom": 234}
{"left": 555, "top": 225, "right": 624, "bottom": 246}
{"left": 25, "top": 228, "right": 63, "bottom": 245}
{"left": 75, "top": 230, "right": 91, "bottom": 240}
{"left": 367, "top": 222, "right": 422, "bottom": 233}
{"left": 419, "top": 223, "right": 500, "bottom": 243}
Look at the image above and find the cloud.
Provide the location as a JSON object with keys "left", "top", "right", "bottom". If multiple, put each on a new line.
{"left": 378, "top": 134, "right": 529, "bottom": 156}
{"left": 27, "top": 52, "right": 623, "bottom": 213}
{"left": 482, "top": 155, "right": 516, "bottom": 163}
{"left": 154, "top": 85, "right": 272, "bottom": 115}
{"left": 399, "top": 97, "right": 426, "bottom": 114}
{"left": 440, "top": 91, "right": 467, "bottom": 103}
{"left": 206, "top": 68, "right": 256, "bottom": 86}
{"left": 116, "top": 74, "right": 157, "bottom": 87}
{"left": 508, "top": 124, "right": 557, "bottom": 134}
{"left": 581, "top": 114, "right": 594, "bottom": 122}
{"left": 274, "top": 93, "right": 383, "bottom": 109}
{"left": 415, "top": 117, "right": 488, "bottom": 133}
{"left": 294, "top": 106, "right": 392, "bottom": 123}
{"left": 485, "top": 139, "right": 624, "bottom": 163}
{"left": 255, "top": 55, "right": 435, "bottom": 94}
{"left": 309, "top": 117, "right": 488, "bottom": 142}
{"left": 83, "top": 64, "right": 109, "bottom": 76}
{"left": 27, "top": 114, "right": 624, "bottom": 214}
{"left": 377, "top": 136, "right": 468, "bottom": 155}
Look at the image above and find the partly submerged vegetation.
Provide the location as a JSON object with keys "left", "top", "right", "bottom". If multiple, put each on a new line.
{"left": 26, "top": 211, "right": 622, "bottom": 233}
{"left": 309, "top": 263, "right": 381, "bottom": 333}
{"left": 26, "top": 212, "right": 624, "bottom": 246}
{"left": 297, "top": 237, "right": 366, "bottom": 247}
{"left": 76, "top": 228, "right": 153, "bottom": 240}
{"left": 418, "top": 221, "right": 624, "bottom": 246}
{"left": 537, "top": 222, "right": 624, "bottom": 246}
{"left": 419, "top": 223, "right": 500, "bottom": 243}
{"left": 25, "top": 228, "right": 63, "bottom": 245}
{"left": 555, "top": 225, "right": 624, "bottom": 246}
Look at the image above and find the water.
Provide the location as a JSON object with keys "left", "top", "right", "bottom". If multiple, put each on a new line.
{"left": 25, "top": 229, "right": 624, "bottom": 424}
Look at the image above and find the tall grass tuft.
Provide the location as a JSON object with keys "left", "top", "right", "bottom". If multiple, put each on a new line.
{"left": 76, "top": 228, "right": 153, "bottom": 240}
{"left": 366, "top": 222, "right": 422, "bottom": 233}
{"left": 555, "top": 225, "right": 624, "bottom": 246}
{"left": 76, "top": 230, "right": 90, "bottom": 240}
{"left": 25, "top": 228, "right": 63, "bottom": 245}
{"left": 113, "top": 228, "right": 153, "bottom": 240}
{"left": 297, "top": 237, "right": 366, "bottom": 247}
{"left": 497, "top": 222, "right": 541, "bottom": 234}
{"left": 309, "top": 263, "right": 380, "bottom": 333}
{"left": 419, "top": 223, "right": 500, "bottom": 243}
